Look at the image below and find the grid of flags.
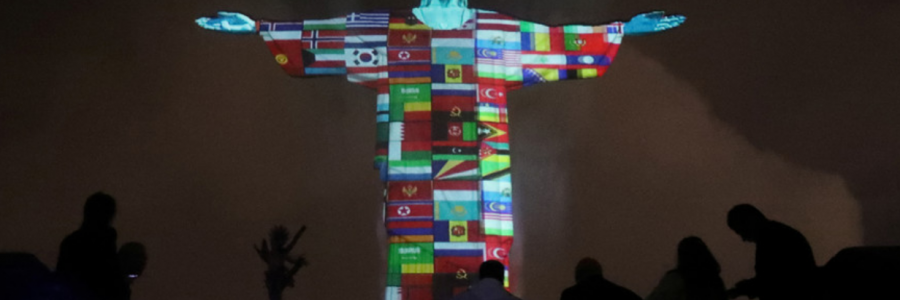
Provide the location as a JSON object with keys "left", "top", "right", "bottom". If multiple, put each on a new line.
{"left": 258, "top": 8, "right": 624, "bottom": 300}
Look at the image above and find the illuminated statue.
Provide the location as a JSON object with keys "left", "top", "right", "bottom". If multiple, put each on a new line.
{"left": 197, "top": 1, "right": 684, "bottom": 299}
{"left": 255, "top": 225, "right": 308, "bottom": 300}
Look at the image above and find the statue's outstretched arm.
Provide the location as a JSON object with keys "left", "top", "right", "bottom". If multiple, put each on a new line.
{"left": 623, "top": 11, "right": 685, "bottom": 36}
{"left": 195, "top": 11, "right": 350, "bottom": 78}
{"left": 196, "top": 11, "right": 257, "bottom": 33}
{"left": 513, "top": 10, "right": 685, "bottom": 87}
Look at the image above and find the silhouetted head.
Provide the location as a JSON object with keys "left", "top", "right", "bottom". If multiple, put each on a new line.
{"left": 269, "top": 226, "right": 289, "bottom": 248}
{"left": 419, "top": 0, "right": 468, "bottom": 8}
{"left": 574, "top": 257, "right": 603, "bottom": 283}
{"left": 727, "top": 204, "right": 767, "bottom": 242}
{"left": 478, "top": 260, "right": 505, "bottom": 283}
{"left": 82, "top": 192, "right": 116, "bottom": 228}
{"left": 676, "top": 236, "right": 720, "bottom": 276}
{"left": 118, "top": 242, "right": 147, "bottom": 284}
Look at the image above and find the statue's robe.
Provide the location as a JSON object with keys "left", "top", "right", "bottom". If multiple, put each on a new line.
{"left": 258, "top": 9, "right": 623, "bottom": 300}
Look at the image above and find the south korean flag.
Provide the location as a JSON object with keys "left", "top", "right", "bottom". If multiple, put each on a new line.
{"left": 345, "top": 47, "right": 387, "bottom": 68}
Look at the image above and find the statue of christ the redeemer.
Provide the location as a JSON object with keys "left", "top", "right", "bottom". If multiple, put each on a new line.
{"left": 196, "top": 1, "right": 684, "bottom": 299}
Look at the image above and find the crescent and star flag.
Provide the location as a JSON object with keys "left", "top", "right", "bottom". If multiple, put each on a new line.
{"left": 257, "top": 7, "right": 624, "bottom": 298}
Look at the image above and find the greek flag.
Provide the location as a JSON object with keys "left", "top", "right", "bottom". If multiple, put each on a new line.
{"left": 347, "top": 11, "right": 390, "bottom": 28}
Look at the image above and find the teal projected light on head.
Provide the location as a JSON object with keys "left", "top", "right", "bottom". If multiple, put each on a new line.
{"left": 412, "top": 0, "right": 473, "bottom": 30}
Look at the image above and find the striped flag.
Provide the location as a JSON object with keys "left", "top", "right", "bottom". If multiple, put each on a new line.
{"left": 483, "top": 199, "right": 512, "bottom": 214}
{"left": 476, "top": 103, "right": 507, "bottom": 123}
{"left": 387, "top": 220, "right": 434, "bottom": 243}
{"left": 476, "top": 50, "right": 522, "bottom": 83}
{"left": 301, "top": 30, "right": 345, "bottom": 49}
{"left": 475, "top": 11, "right": 519, "bottom": 31}
{"left": 389, "top": 12, "right": 430, "bottom": 30}
{"left": 435, "top": 256, "right": 483, "bottom": 275}
{"left": 389, "top": 141, "right": 431, "bottom": 161}
{"left": 386, "top": 201, "right": 433, "bottom": 222}
{"left": 434, "top": 181, "right": 479, "bottom": 201}
{"left": 483, "top": 212, "right": 513, "bottom": 236}
{"left": 259, "top": 22, "right": 303, "bottom": 40}
{"left": 303, "top": 16, "right": 346, "bottom": 31}
{"left": 388, "top": 160, "right": 432, "bottom": 181}
{"left": 389, "top": 49, "right": 432, "bottom": 65}
{"left": 476, "top": 48, "right": 504, "bottom": 66}
{"left": 432, "top": 83, "right": 477, "bottom": 97}
{"left": 377, "top": 88, "right": 390, "bottom": 123}
{"left": 432, "top": 30, "right": 475, "bottom": 48}
{"left": 476, "top": 30, "right": 521, "bottom": 50}
{"left": 434, "top": 242, "right": 485, "bottom": 257}
{"left": 481, "top": 176, "right": 512, "bottom": 202}
{"left": 502, "top": 50, "right": 522, "bottom": 68}
{"left": 347, "top": 11, "right": 390, "bottom": 28}
{"left": 433, "top": 141, "right": 479, "bottom": 161}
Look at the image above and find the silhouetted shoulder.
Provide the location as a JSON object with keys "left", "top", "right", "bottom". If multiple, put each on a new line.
{"left": 645, "top": 270, "right": 686, "bottom": 300}
{"left": 561, "top": 278, "right": 641, "bottom": 300}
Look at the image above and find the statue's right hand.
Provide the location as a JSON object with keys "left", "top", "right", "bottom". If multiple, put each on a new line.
{"left": 195, "top": 11, "right": 256, "bottom": 33}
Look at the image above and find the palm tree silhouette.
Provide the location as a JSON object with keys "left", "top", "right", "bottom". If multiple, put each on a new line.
{"left": 254, "top": 225, "right": 307, "bottom": 300}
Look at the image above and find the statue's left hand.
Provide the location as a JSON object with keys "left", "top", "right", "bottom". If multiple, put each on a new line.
{"left": 623, "top": 11, "right": 685, "bottom": 36}
{"left": 195, "top": 11, "right": 256, "bottom": 33}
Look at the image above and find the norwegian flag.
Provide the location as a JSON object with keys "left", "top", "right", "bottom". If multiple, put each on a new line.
{"left": 300, "top": 30, "right": 345, "bottom": 49}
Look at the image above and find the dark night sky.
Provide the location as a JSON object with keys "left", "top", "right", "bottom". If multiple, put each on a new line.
{"left": 1, "top": 0, "right": 898, "bottom": 299}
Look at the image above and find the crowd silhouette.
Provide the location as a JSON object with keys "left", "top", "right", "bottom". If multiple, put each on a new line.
{"left": 449, "top": 203, "right": 897, "bottom": 300}
{"left": 2, "top": 195, "right": 898, "bottom": 300}
{"left": 1, "top": 192, "right": 146, "bottom": 300}
{"left": 645, "top": 237, "right": 725, "bottom": 300}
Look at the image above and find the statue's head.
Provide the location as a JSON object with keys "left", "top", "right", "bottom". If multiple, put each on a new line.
{"left": 419, "top": 0, "right": 468, "bottom": 8}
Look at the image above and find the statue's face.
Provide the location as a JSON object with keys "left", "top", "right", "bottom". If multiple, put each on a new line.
{"left": 420, "top": 0, "right": 467, "bottom": 8}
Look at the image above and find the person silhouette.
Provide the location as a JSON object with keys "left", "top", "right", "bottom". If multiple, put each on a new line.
{"left": 56, "top": 192, "right": 121, "bottom": 300}
{"left": 116, "top": 242, "right": 147, "bottom": 300}
{"left": 451, "top": 260, "right": 520, "bottom": 300}
{"left": 560, "top": 257, "right": 640, "bottom": 300}
{"left": 646, "top": 237, "right": 726, "bottom": 300}
{"left": 725, "top": 204, "right": 817, "bottom": 300}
